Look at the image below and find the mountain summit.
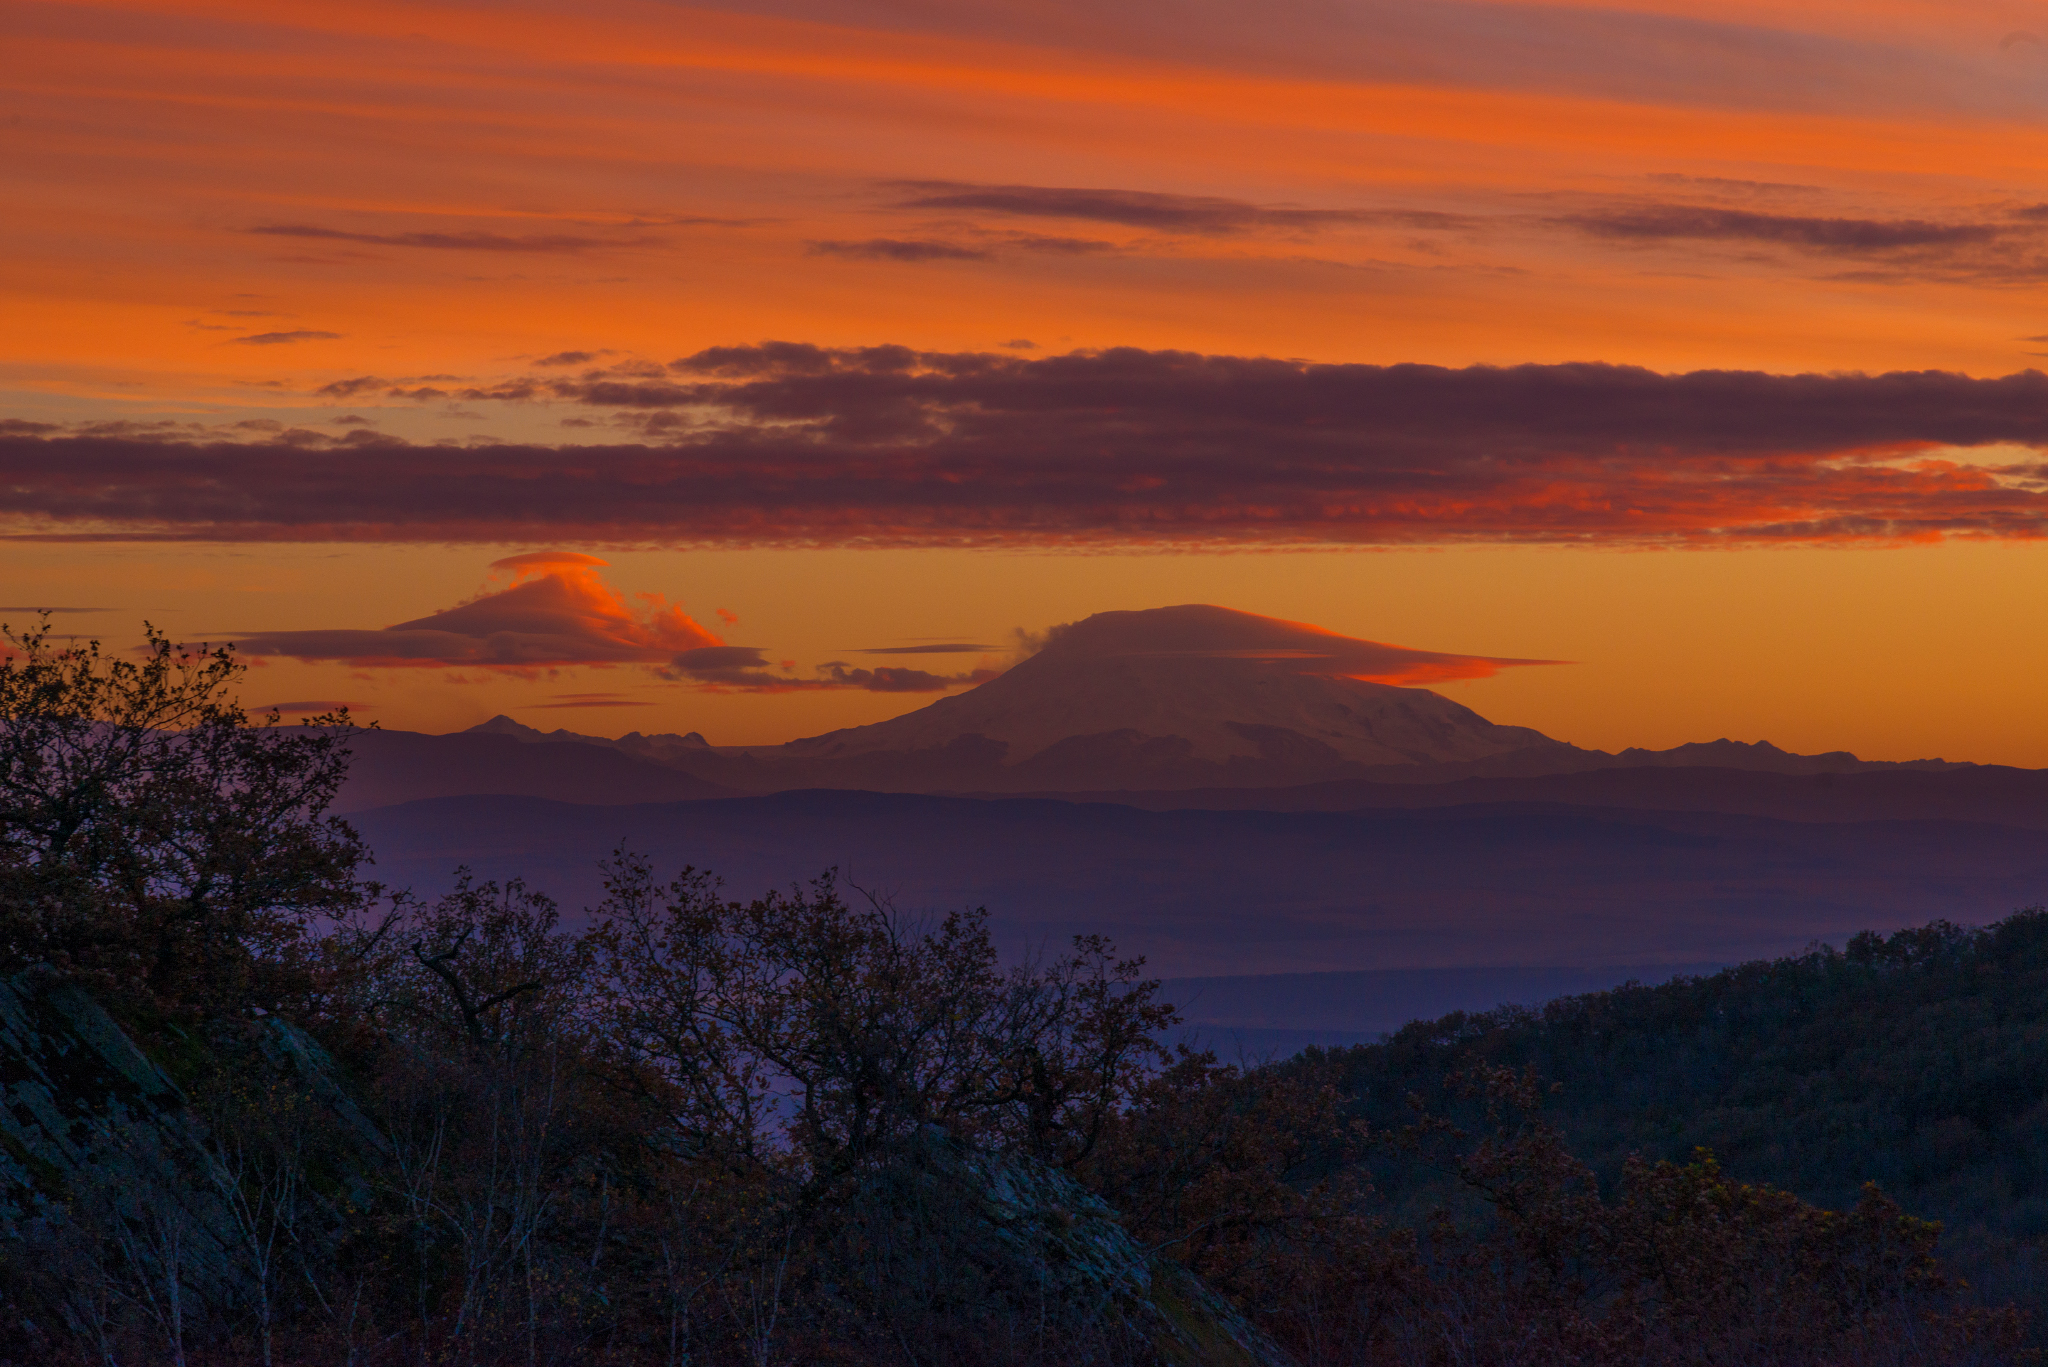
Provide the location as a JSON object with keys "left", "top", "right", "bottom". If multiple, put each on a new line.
{"left": 783, "top": 605, "right": 1563, "bottom": 774}
{"left": 429, "top": 605, "right": 1972, "bottom": 795}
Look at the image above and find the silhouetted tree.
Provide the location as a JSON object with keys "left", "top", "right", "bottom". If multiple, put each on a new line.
{"left": 0, "top": 616, "right": 364, "bottom": 1011}
{"left": 584, "top": 851, "right": 1177, "bottom": 1184}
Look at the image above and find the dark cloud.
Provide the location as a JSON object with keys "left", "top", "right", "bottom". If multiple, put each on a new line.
{"left": 1005, "top": 235, "right": 1119, "bottom": 254}
{"left": 886, "top": 182, "right": 1409, "bottom": 234}
{"left": 317, "top": 377, "right": 386, "bottom": 398}
{"left": 232, "top": 330, "right": 343, "bottom": 346}
{"left": 255, "top": 700, "right": 360, "bottom": 714}
{"left": 0, "top": 420, "right": 58, "bottom": 435}
{"left": 815, "top": 662, "right": 999, "bottom": 692}
{"left": 1560, "top": 205, "right": 1997, "bottom": 251}
{"left": 1643, "top": 174, "right": 1816, "bottom": 195}
{"left": 666, "top": 645, "right": 993, "bottom": 693}
{"left": 556, "top": 381, "right": 693, "bottom": 408}
{"left": 8, "top": 346, "right": 2048, "bottom": 546}
{"left": 1556, "top": 206, "right": 1990, "bottom": 253}
{"left": 806, "top": 238, "right": 992, "bottom": 262}
{"left": 74, "top": 420, "right": 199, "bottom": 436}
{"left": 248, "top": 225, "right": 651, "bottom": 253}
{"left": 1553, "top": 204, "right": 2048, "bottom": 283}
{"left": 666, "top": 645, "right": 787, "bottom": 688}
{"left": 535, "top": 693, "right": 657, "bottom": 708}
{"left": 535, "top": 350, "right": 607, "bottom": 366}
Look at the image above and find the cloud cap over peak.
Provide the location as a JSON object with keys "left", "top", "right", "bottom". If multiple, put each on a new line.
{"left": 1039, "top": 605, "right": 1557, "bottom": 685}
{"left": 803, "top": 603, "right": 1564, "bottom": 766}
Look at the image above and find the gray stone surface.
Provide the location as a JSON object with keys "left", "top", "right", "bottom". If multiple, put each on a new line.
{"left": 0, "top": 967, "right": 248, "bottom": 1308}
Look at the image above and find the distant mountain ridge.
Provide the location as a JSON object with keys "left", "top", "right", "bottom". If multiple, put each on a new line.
{"left": 332, "top": 728, "right": 733, "bottom": 813}
{"left": 442, "top": 602, "right": 1976, "bottom": 796}
{"left": 457, "top": 713, "right": 1976, "bottom": 796}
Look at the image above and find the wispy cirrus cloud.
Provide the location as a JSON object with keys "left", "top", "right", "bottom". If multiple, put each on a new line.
{"left": 248, "top": 224, "right": 656, "bottom": 253}
{"left": 1552, "top": 200, "right": 2048, "bottom": 283}
{"left": 886, "top": 182, "right": 1465, "bottom": 234}
{"left": 1559, "top": 205, "right": 1999, "bottom": 251}
{"left": 9, "top": 346, "right": 2048, "bottom": 547}
{"left": 805, "top": 233, "right": 1119, "bottom": 262}
{"left": 534, "top": 691, "right": 658, "bottom": 708}
{"left": 816, "top": 662, "right": 1000, "bottom": 692}
{"left": 807, "top": 238, "right": 991, "bottom": 262}
{"left": 665, "top": 644, "right": 997, "bottom": 693}
{"left": 232, "top": 330, "right": 343, "bottom": 346}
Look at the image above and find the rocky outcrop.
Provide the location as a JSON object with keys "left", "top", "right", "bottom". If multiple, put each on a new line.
{"left": 844, "top": 1129, "right": 1295, "bottom": 1367}
{"left": 0, "top": 966, "right": 252, "bottom": 1314}
{"left": 0, "top": 971, "right": 1286, "bottom": 1365}
{"left": 0, "top": 968, "right": 386, "bottom": 1332}
{"left": 962, "top": 1147, "right": 1292, "bottom": 1367}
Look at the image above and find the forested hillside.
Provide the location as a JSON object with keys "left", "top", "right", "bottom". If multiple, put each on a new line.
{"left": 0, "top": 621, "right": 2035, "bottom": 1366}
{"left": 1328, "top": 913, "right": 2048, "bottom": 1308}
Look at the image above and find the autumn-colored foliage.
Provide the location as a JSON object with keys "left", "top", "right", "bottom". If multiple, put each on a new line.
{"left": 0, "top": 627, "right": 2033, "bottom": 1365}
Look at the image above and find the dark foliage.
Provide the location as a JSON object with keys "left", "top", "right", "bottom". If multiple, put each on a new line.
{"left": 1323, "top": 910, "right": 2048, "bottom": 1312}
{"left": 0, "top": 617, "right": 363, "bottom": 1014}
{"left": 0, "top": 624, "right": 2034, "bottom": 1364}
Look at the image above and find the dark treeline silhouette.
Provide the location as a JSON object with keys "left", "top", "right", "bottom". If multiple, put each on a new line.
{"left": 0, "top": 621, "right": 2031, "bottom": 1366}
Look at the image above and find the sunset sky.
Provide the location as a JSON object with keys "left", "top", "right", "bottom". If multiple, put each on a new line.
{"left": 8, "top": 0, "right": 2048, "bottom": 762}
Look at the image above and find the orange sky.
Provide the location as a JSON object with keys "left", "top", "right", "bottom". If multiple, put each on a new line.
{"left": 7, "top": 0, "right": 2048, "bottom": 761}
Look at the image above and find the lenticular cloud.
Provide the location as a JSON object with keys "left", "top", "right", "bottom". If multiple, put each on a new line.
{"left": 1036, "top": 605, "right": 1557, "bottom": 685}
{"left": 231, "top": 552, "right": 720, "bottom": 670}
{"left": 231, "top": 552, "right": 999, "bottom": 693}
